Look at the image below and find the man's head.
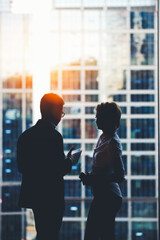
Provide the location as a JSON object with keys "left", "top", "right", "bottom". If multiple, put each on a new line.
{"left": 40, "top": 93, "right": 64, "bottom": 125}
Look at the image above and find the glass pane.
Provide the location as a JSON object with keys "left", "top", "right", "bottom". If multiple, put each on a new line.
{"left": 107, "top": 94, "right": 126, "bottom": 102}
{"left": 64, "top": 201, "right": 81, "bottom": 217}
{"left": 2, "top": 186, "right": 21, "bottom": 212}
{"left": 131, "top": 106, "right": 154, "bottom": 114}
{"left": 62, "top": 70, "right": 81, "bottom": 89}
{"left": 131, "top": 94, "right": 154, "bottom": 102}
{"left": 62, "top": 119, "right": 81, "bottom": 138}
{"left": 131, "top": 180, "right": 155, "bottom": 197}
{"left": 3, "top": 93, "right": 22, "bottom": 182}
{"left": 115, "top": 222, "right": 128, "bottom": 240}
{"left": 85, "top": 70, "right": 99, "bottom": 90}
{"left": 3, "top": 74, "right": 22, "bottom": 88}
{"left": 2, "top": 215, "right": 21, "bottom": 240}
{"left": 131, "top": 70, "right": 154, "bottom": 89}
{"left": 50, "top": 70, "right": 58, "bottom": 90}
{"left": 131, "top": 33, "right": 154, "bottom": 65}
{"left": 64, "top": 106, "right": 81, "bottom": 115}
{"left": 117, "top": 119, "right": 127, "bottom": 139}
{"left": 85, "top": 107, "right": 95, "bottom": 114}
{"left": 85, "top": 155, "right": 93, "bottom": 172}
{"left": 85, "top": 143, "right": 95, "bottom": 151}
{"left": 132, "top": 222, "right": 157, "bottom": 240}
{"left": 102, "top": 70, "right": 126, "bottom": 90}
{"left": 64, "top": 180, "right": 81, "bottom": 197}
{"left": 131, "top": 119, "right": 155, "bottom": 138}
{"left": 84, "top": 33, "right": 99, "bottom": 66}
{"left": 25, "top": 74, "right": 32, "bottom": 89}
{"left": 59, "top": 222, "right": 81, "bottom": 240}
{"left": 26, "top": 93, "right": 32, "bottom": 129}
{"left": 84, "top": 10, "right": 99, "bottom": 30}
{"left": 102, "top": 10, "right": 127, "bottom": 30}
{"left": 63, "top": 95, "right": 81, "bottom": 102}
{"left": 102, "top": 33, "right": 127, "bottom": 66}
{"left": 131, "top": 155, "right": 155, "bottom": 175}
{"left": 54, "top": 0, "right": 81, "bottom": 8}
{"left": 85, "top": 119, "right": 98, "bottom": 139}
{"left": 132, "top": 202, "right": 157, "bottom": 218}
{"left": 131, "top": 143, "right": 155, "bottom": 151}
{"left": 61, "top": 32, "right": 82, "bottom": 66}
{"left": 85, "top": 95, "right": 99, "bottom": 102}
{"left": 61, "top": 10, "right": 81, "bottom": 30}
{"left": 131, "top": 12, "right": 154, "bottom": 29}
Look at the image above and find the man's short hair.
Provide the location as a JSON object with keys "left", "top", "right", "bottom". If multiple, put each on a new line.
{"left": 40, "top": 93, "right": 64, "bottom": 118}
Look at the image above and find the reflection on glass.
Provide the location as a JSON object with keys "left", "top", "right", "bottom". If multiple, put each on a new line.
{"left": 131, "top": 180, "right": 155, "bottom": 197}
{"left": 62, "top": 119, "right": 81, "bottom": 139}
{"left": 3, "top": 74, "right": 22, "bottom": 88}
{"left": 2, "top": 186, "right": 21, "bottom": 212}
{"left": 85, "top": 119, "right": 98, "bottom": 139}
{"left": 59, "top": 222, "right": 81, "bottom": 240}
{"left": 122, "top": 143, "right": 127, "bottom": 151}
{"left": 50, "top": 71, "right": 58, "bottom": 90}
{"left": 132, "top": 202, "right": 157, "bottom": 218}
{"left": 61, "top": 32, "right": 81, "bottom": 66}
{"left": 85, "top": 70, "right": 99, "bottom": 90}
{"left": 84, "top": 33, "right": 99, "bottom": 65}
{"left": 131, "top": 106, "right": 154, "bottom": 114}
{"left": 131, "top": 119, "right": 155, "bottom": 138}
{"left": 117, "top": 202, "right": 128, "bottom": 217}
{"left": 131, "top": 33, "right": 154, "bottom": 65}
{"left": 131, "top": 12, "right": 154, "bottom": 29}
{"left": 61, "top": 10, "right": 81, "bottom": 30}
{"left": 117, "top": 119, "right": 127, "bottom": 139}
{"left": 131, "top": 143, "right": 155, "bottom": 151}
{"left": 132, "top": 222, "right": 157, "bottom": 240}
{"left": 102, "top": 10, "right": 127, "bottom": 30}
{"left": 3, "top": 93, "right": 22, "bottom": 182}
{"left": 85, "top": 155, "right": 93, "bottom": 172}
{"left": 84, "top": 10, "right": 99, "bottom": 30}
{"left": 25, "top": 75, "right": 32, "bottom": 89}
{"left": 85, "top": 95, "right": 99, "bottom": 102}
{"left": 64, "top": 106, "right": 81, "bottom": 115}
{"left": 64, "top": 201, "right": 81, "bottom": 217}
{"left": 84, "top": 0, "right": 104, "bottom": 7}
{"left": 120, "top": 107, "right": 127, "bottom": 114}
{"left": 131, "top": 94, "right": 154, "bottom": 102}
{"left": 107, "top": 94, "right": 126, "bottom": 102}
{"left": 102, "top": 70, "right": 126, "bottom": 90}
{"left": 63, "top": 143, "right": 81, "bottom": 151}
{"left": 131, "top": 155, "right": 155, "bottom": 175}
{"left": 85, "top": 107, "right": 95, "bottom": 114}
{"left": 102, "top": 33, "right": 127, "bottom": 66}
{"left": 115, "top": 222, "right": 128, "bottom": 240}
{"left": 131, "top": 70, "right": 154, "bottom": 89}
{"left": 62, "top": 71, "right": 81, "bottom": 89}
{"left": 64, "top": 180, "right": 81, "bottom": 197}
{"left": 26, "top": 93, "right": 32, "bottom": 129}
{"left": 2, "top": 215, "right": 21, "bottom": 240}
{"left": 54, "top": 0, "right": 81, "bottom": 8}
{"left": 63, "top": 95, "right": 81, "bottom": 102}
{"left": 50, "top": 33, "right": 60, "bottom": 68}
{"left": 85, "top": 143, "right": 95, "bottom": 151}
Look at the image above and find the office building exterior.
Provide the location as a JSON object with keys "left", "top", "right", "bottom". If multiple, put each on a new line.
{"left": 0, "top": 0, "right": 158, "bottom": 239}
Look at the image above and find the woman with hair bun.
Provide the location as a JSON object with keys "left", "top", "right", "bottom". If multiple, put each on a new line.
{"left": 80, "top": 102, "right": 126, "bottom": 240}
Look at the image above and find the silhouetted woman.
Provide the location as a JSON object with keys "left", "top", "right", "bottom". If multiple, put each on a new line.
{"left": 80, "top": 102, "right": 125, "bottom": 240}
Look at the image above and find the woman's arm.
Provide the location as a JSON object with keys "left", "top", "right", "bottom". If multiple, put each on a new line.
{"left": 79, "top": 139, "right": 126, "bottom": 186}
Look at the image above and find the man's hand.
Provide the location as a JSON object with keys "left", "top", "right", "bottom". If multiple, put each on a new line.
{"left": 67, "top": 145, "right": 75, "bottom": 158}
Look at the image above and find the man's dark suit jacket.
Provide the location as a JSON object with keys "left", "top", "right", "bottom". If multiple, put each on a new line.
{"left": 17, "top": 119, "right": 72, "bottom": 208}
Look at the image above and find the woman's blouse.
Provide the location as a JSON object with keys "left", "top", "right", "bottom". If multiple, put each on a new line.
{"left": 90, "top": 132, "right": 125, "bottom": 198}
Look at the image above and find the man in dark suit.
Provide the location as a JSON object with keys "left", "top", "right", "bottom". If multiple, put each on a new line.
{"left": 17, "top": 93, "right": 74, "bottom": 240}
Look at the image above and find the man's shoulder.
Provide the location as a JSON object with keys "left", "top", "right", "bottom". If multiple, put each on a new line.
{"left": 18, "top": 125, "right": 35, "bottom": 143}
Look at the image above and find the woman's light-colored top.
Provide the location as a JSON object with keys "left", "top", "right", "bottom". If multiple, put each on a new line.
{"left": 91, "top": 132, "right": 125, "bottom": 198}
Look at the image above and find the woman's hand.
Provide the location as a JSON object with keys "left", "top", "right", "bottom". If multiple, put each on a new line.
{"left": 79, "top": 172, "right": 90, "bottom": 185}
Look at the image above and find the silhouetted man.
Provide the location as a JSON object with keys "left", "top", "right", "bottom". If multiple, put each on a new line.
{"left": 17, "top": 93, "right": 74, "bottom": 240}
